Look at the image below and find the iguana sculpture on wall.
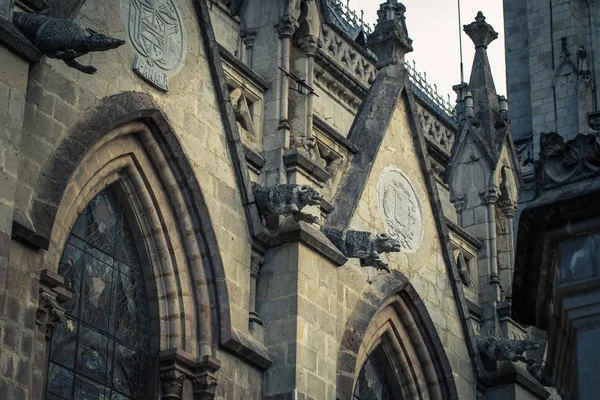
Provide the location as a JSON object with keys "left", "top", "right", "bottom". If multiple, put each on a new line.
{"left": 252, "top": 182, "right": 322, "bottom": 224}
{"left": 323, "top": 228, "right": 401, "bottom": 272}
{"left": 477, "top": 334, "right": 539, "bottom": 363}
{"left": 12, "top": 12, "right": 125, "bottom": 74}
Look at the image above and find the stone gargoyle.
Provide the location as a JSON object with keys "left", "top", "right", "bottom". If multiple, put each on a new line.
{"left": 252, "top": 182, "right": 322, "bottom": 224}
{"left": 477, "top": 334, "right": 539, "bottom": 364}
{"left": 323, "top": 228, "right": 401, "bottom": 272}
{"left": 13, "top": 12, "right": 125, "bottom": 74}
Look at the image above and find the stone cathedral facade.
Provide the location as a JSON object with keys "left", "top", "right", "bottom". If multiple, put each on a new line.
{"left": 0, "top": 0, "right": 553, "bottom": 399}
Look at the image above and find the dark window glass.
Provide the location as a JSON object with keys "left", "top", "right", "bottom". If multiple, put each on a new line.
{"left": 46, "top": 187, "right": 153, "bottom": 400}
{"left": 354, "top": 346, "right": 395, "bottom": 400}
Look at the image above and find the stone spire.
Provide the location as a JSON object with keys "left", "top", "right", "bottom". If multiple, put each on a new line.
{"left": 464, "top": 11, "right": 501, "bottom": 145}
{"left": 367, "top": 0, "right": 413, "bottom": 69}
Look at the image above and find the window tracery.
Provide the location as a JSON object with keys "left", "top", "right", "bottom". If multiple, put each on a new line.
{"left": 45, "top": 186, "right": 154, "bottom": 400}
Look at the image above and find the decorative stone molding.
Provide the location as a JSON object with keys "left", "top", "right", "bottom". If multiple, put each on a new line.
{"left": 367, "top": 0, "right": 413, "bottom": 68}
{"left": 463, "top": 11, "right": 498, "bottom": 49}
{"left": 36, "top": 291, "right": 66, "bottom": 339}
{"left": 320, "top": 25, "right": 376, "bottom": 87}
{"left": 323, "top": 228, "right": 401, "bottom": 272}
{"left": 160, "top": 370, "right": 186, "bottom": 400}
{"left": 159, "top": 350, "right": 221, "bottom": 400}
{"left": 193, "top": 356, "right": 221, "bottom": 400}
{"left": 482, "top": 185, "right": 500, "bottom": 204}
{"left": 276, "top": 15, "right": 298, "bottom": 39}
{"left": 241, "top": 27, "right": 258, "bottom": 66}
{"left": 36, "top": 269, "right": 71, "bottom": 339}
{"left": 516, "top": 139, "right": 535, "bottom": 181}
{"left": 540, "top": 132, "right": 600, "bottom": 186}
{"left": 451, "top": 194, "right": 467, "bottom": 212}
{"left": 417, "top": 103, "right": 455, "bottom": 153}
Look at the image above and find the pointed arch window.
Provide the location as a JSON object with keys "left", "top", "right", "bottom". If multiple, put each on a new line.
{"left": 45, "top": 186, "right": 155, "bottom": 399}
{"left": 354, "top": 345, "right": 398, "bottom": 400}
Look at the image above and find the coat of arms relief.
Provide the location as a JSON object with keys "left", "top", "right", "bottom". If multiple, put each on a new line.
{"left": 121, "top": 0, "right": 185, "bottom": 91}
{"left": 378, "top": 168, "right": 423, "bottom": 252}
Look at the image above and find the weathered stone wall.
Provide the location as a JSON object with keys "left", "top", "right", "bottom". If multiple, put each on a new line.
{"left": 2, "top": 0, "right": 263, "bottom": 397}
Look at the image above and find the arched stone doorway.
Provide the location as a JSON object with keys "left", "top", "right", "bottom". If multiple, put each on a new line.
{"left": 337, "top": 271, "right": 458, "bottom": 400}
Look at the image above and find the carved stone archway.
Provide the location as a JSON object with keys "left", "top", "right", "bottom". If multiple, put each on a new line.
{"left": 337, "top": 270, "right": 458, "bottom": 400}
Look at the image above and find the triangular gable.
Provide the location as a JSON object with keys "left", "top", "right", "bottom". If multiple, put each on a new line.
{"left": 327, "top": 62, "right": 485, "bottom": 379}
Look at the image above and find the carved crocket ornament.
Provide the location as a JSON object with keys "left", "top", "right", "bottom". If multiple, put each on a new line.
{"left": 13, "top": 12, "right": 125, "bottom": 74}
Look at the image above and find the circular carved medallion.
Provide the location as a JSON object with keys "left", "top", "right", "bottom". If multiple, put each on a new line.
{"left": 121, "top": 0, "right": 185, "bottom": 91}
{"left": 377, "top": 168, "right": 423, "bottom": 252}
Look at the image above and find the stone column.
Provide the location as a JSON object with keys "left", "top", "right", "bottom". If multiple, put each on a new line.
{"left": 275, "top": 15, "right": 297, "bottom": 142}
{"left": 291, "top": 35, "right": 318, "bottom": 150}
{"left": 249, "top": 249, "right": 264, "bottom": 331}
{"left": 484, "top": 185, "right": 500, "bottom": 288}
{"left": 451, "top": 194, "right": 467, "bottom": 226}
{"left": 500, "top": 200, "right": 517, "bottom": 300}
{"left": 241, "top": 28, "right": 258, "bottom": 68}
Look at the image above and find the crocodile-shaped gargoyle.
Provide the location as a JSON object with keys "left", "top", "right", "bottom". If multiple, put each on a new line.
{"left": 252, "top": 182, "right": 322, "bottom": 224}
{"left": 477, "top": 334, "right": 539, "bottom": 363}
{"left": 12, "top": 12, "right": 125, "bottom": 74}
{"left": 323, "top": 228, "right": 401, "bottom": 272}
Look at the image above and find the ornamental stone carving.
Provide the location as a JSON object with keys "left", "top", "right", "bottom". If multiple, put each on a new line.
{"left": 12, "top": 12, "right": 125, "bottom": 74}
{"left": 121, "top": 0, "right": 185, "bottom": 91}
{"left": 417, "top": 105, "right": 455, "bottom": 153}
{"left": 377, "top": 168, "right": 423, "bottom": 252}
{"left": 476, "top": 333, "right": 539, "bottom": 363}
{"left": 252, "top": 182, "right": 322, "bottom": 224}
{"left": 323, "top": 228, "right": 401, "bottom": 271}
{"left": 36, "top": 269, "right": 72, "bottom": 339}
{"left": 540, "top": 132, "right": 600, "bottom": 186}
{"left": 192, "top": 374, "right": 218, "bottom": 400}
{"left": 36, "top": 290, "right": 67, "bottom": 339}
{"left": 320, "top": 25, "right": 376, "bottom": 87}
{"left": 161, "top": 369, "right": 186, "bottom": 400}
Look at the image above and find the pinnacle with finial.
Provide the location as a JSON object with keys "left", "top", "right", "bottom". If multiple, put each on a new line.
{"left": 464, "top": 11, "right": 498, "bottom": 49}
{"left": 367, "top": 0, "right": 413, "bottom": 69}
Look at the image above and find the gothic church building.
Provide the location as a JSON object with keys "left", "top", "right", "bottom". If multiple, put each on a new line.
{"left": 0, "top": 0, "right": 550, "bottom": 399}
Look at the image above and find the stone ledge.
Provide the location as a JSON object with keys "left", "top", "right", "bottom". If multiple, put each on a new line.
{"left": 269, "top": 221, "right": 348, "bottom": 266}
{"left": 283, "top": 148, "right": 331, "bottom": 184}
{"left": 218, "top": 44, "right": 270, "bottom": 91}
{"left": 12, "top": 209, "right": 49, "bottom": 249}
{"left": 221, "top": 327, "right": 273, "bottom": 369}
{"left": 445, "top": 217, "right": 483, "bottom": 250}
{"left": 0, "top": 16, "right": 42, "bottom": 63}
{"left": 481, "top": 361, "right": 550, "bottom": 399}
{"left": 243, "top": 144, "right": 266, "bottom": 171}
{"left": 313, "top": 115, "right": 359, "bottom": 154}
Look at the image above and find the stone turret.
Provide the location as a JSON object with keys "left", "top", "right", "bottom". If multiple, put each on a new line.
{"left": 446, "top": 12, "right": 522, "bottom": 336}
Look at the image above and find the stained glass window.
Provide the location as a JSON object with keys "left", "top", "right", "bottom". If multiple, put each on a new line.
{"left": 46, "top": 186, "right": 154, "bottom": 400}
{"left": 354, "top": 346, "right": 396, "bottom": 400}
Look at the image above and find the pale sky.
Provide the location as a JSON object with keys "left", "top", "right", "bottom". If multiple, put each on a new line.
{"left": 352, "top": 0, "right": 506, "bottom": 101}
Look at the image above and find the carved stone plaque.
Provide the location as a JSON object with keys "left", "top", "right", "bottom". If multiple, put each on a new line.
{"left": 121, "top": 0, "right": 184, "bottom": 91}
{"left": 377, "top": 168, "right": 423, "bottom": 252}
